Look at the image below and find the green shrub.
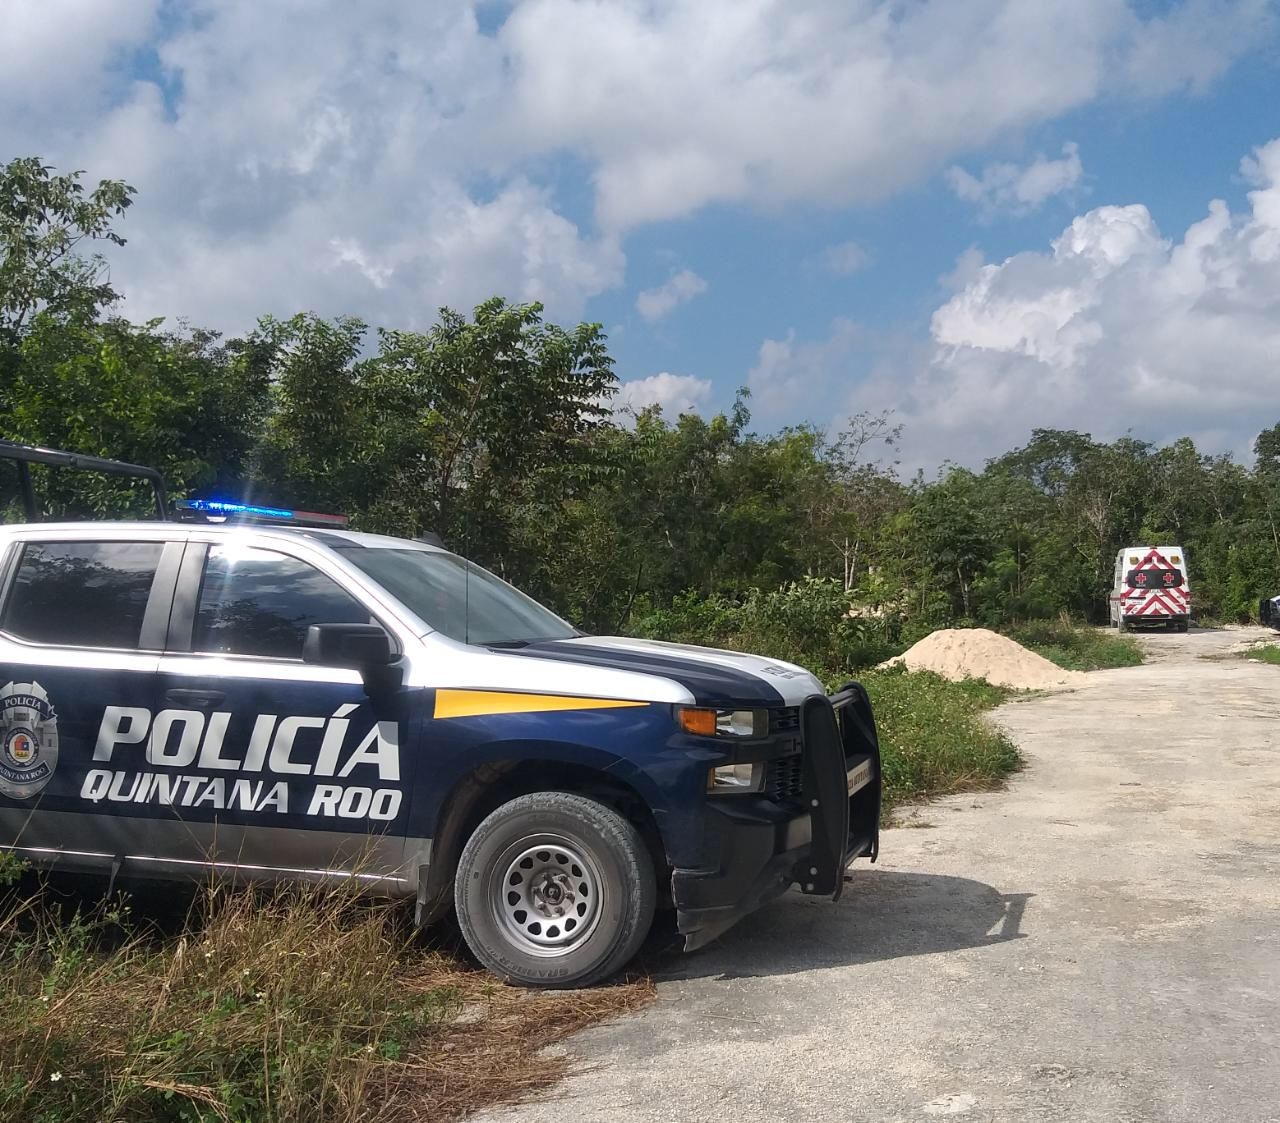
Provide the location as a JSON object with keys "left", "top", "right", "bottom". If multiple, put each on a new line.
{"left": 860, "top": 668, "right": 1020, "bottom": 809}
{"left": 629, "top": 578, "right": 900, "bottom": 676}
{"left": 1006, "top": 621, "right": 1143, "bottom": 671}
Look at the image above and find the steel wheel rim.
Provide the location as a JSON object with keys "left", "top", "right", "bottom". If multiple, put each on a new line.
{"left": 490, "top": 833, "right": 605, "bottom": 957}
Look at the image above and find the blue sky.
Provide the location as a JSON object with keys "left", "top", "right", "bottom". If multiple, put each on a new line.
{"left": 2, "top": 0, "right": 1279, "bottom": 469}
{"left": 595, "top": 46, "right": 1280, "bottom": 450}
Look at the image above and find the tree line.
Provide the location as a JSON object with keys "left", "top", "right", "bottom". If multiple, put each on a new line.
{"left": 4, "top": 157, "right": 1279, "bottom": 642}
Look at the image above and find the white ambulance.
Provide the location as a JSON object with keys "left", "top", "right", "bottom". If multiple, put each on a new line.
{"left": 1109, "top": 545, "right": 1190, "bottom": 633}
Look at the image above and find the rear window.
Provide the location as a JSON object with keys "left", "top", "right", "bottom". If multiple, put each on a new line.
{"left": 1126, "top": 568, "right": 1184, "bottom": 589}
{"left": 1, "top": 540, "right": 163, "bottom": 649}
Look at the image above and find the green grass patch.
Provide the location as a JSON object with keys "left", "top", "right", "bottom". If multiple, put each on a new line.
{"left": 1006, "top": 621, "right": 1143, "bottom": 672}
{"left": 1245, "top": 644, "right": 1280, "bottom": 665}
{"left": 857, "top": 668, "right": 1020, "bottom": 810}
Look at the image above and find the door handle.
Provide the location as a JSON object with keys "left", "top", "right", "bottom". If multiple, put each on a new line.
{"left": 164, "top": 688, "right": 226, "bottom": 709}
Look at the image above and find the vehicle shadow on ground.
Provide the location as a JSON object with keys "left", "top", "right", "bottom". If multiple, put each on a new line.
{"left": 641, "top": 870, "right": 1032, "bottom": 981}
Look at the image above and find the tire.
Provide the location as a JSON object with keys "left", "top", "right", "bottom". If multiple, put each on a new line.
{"left": 1179, "top": 620, "right": 1190, "bottom": 633}
{"left": 454, "top": 791, "right": 657, "bottom": 988}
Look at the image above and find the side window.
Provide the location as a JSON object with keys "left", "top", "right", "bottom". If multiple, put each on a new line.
{"left": 1, "top": 540, "right": 163, "bottom": 649}
{"left": 194, "top": 544, "right": 371, "bottom": 660}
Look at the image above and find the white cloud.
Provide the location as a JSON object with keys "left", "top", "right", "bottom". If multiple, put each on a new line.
{"left": 868, "top": 137, "right": 1280, "bottom": 467}
{"left": 749, "top": 319, "right": 865, "bottom": 422}
{"left": 0, "top": 1, "right": 622, "bottom": 332}
{"left": 947, "top": 142, "right": 1084, "bottom": 218}
{"left": 1121, "top": 0, "right": 1276, "bottom": 96}
{"left": 501, "top": 0, "right": 1272, "bottom": 230}
{"left": 635, "top": 269, "right": 709, "bottom": 322}
{"left": 615, "top": 372, "right": 713, "bottom": 416}
{"left": 813, "top": 240, "right": 870, "bottom": 276}
{"left": 0, "top": 0, "right": 1272, "bottom": 334}
{"left": 0, "top": 0, "right": 160, "bottom": 107}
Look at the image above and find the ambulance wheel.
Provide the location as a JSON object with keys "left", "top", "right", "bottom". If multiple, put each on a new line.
{"left": 454, "top": 791, "right": 656, "bottom": 988}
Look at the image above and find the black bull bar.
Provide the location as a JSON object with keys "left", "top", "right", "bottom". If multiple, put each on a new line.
{"left": 800, "top": 682, "right": 882, "bottom": 900}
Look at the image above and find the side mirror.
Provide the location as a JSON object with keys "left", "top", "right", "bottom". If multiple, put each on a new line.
{"left": 303, "top": 623, "right": 396, "bottom": 669}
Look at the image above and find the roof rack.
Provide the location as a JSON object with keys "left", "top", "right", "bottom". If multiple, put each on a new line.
{"left": 0, "top": 439, "right": 170, "bottom": 521}
{"left": 175, "top": 498, "right": 350, "bottom": 530}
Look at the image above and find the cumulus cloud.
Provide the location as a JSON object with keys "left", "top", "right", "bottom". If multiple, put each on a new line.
{"left": 1121, "top": 0, "right": 1276, "bottom": 95}
{"left": 635, "top": 269, "right": 709, "bottom": 322}
{"left": 0, "top": 0, "right": 622, "bottom": 332}
{"left": 615, "top": 372, "right": 713, "bottom": 416}
{"left": 0, "top": 0, "right": 1272, "bottom": 334}
{"left": 0, "top": 0, "right": 160, "bottom": 109}
{"left": 501, "top": 0, "right": 1272, "bottom": 229}
{"left": 947, "top": 142, "right": 1084, "bottom": 218}
{"left": 866, "top": 137, "right": 1280, "bottom": 466}
{"left": 749, "top": 319, "right": 865, "bottom": 422}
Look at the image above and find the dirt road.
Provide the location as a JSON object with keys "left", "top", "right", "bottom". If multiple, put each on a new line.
{"left": 476, "top": 627, "right": 1280, "bottom": 1123}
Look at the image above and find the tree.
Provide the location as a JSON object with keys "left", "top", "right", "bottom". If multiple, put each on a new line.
{"left": 0, "top": 157, "right": 135, "bottom": 337}
{"left": 253, "top": 300, "right": 621, "bottom": 588}
{"left": 377, "top": 298, "right": 617, "bottom": 544}
{"left": 2, "top": 315, "right": 269, "bottom": 516}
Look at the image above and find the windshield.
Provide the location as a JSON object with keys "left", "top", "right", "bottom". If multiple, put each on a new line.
{"left": 340, "top": 548, "right": 578, "bottom": 646}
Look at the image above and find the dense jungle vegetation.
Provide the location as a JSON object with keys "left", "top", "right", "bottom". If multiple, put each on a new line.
{"left": 5, "top": 158, "right": 1278, "bottom": 659}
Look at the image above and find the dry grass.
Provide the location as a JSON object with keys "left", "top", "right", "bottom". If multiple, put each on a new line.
{"left": 392, "top": 959, "right": 653, "bottom": 1121}
{"left": 0, "top": 857, "right": 652, "bottom": 1123}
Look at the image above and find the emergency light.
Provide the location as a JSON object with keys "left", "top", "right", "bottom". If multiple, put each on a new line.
{"left": 175, "top": 498, "right": 350, "bottom": 529}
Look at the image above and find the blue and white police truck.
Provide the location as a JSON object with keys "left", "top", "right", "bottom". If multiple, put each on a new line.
{"left": 0, "top": 440, "right": 881, "bottom": 987}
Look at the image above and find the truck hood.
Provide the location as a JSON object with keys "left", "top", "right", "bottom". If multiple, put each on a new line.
{"left": 504, "top": 635, "right": 825, "bottom": 708}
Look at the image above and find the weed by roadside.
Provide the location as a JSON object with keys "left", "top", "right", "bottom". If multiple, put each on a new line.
{"left": 855, "top": 668, "right": 1019, "bottom": 811}
{"left": 1007, "top": 621, "right": 1143, "bottom": 672}
{"left": 1244, "top": 644, "right": 1280, "bottom": 665}
{"left": 0, "top": 876, "right": 650, "bottom": 1123}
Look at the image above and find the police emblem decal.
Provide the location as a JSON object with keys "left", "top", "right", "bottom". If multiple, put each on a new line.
{"left": 0, "top": 681, "right": 59, "bottom": 800}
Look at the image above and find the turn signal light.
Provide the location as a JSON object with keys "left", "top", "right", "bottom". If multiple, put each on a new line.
{"left": 677, "top": 707, "right": 717, "bottom": 736}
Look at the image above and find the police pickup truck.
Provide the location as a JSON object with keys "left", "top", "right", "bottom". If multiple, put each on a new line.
{"left": 0, "top": 440, "right": 881, "bottom": 987}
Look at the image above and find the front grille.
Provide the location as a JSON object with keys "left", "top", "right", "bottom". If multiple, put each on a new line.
{"left": 769, "top": 706, "right": 801, "bottom": 734}
{"left": 766, "top": 753, "right": 804, "bottom": 803}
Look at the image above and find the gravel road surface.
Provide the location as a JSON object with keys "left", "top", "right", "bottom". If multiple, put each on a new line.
{"left": 476, "top": 626, "right": 1280, "bottom": 1123}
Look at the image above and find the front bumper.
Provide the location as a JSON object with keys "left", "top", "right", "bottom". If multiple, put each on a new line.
{"left": 672, "top": 683, "right": 882, "bottom": 951}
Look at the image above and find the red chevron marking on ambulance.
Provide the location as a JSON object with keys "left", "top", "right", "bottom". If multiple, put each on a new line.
{"left": 1122, "top": 548, "right": 1185, "bottom": 618}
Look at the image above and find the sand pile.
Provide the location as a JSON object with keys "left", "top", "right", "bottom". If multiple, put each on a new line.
{"left": 879, "top": 627, "right": 1086, "bottom": 690}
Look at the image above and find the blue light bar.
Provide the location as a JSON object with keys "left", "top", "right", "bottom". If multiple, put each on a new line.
{"left": 176, "top": 499, "right": 350, "bottom": 528}
{"left": 181, "top": 499, "right": 294, "bottom": 519}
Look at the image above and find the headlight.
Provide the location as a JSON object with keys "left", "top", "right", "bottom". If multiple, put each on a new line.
{"left": 707, "top": 762, "right": 765, "bottom": 792}
{"left": 677, "top": 707, "right": 764, "bottom": 737}
{"left": 716, "top": 709, "right": 757, "bottom": 737}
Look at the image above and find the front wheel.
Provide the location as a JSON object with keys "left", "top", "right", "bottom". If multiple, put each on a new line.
{"left": 454, "top": 791, "right": 657, "bottom": 988}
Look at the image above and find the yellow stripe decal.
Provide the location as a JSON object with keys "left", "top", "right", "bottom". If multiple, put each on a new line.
{"left": 433, "top": 689, "right": 649, "bottom": 720}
